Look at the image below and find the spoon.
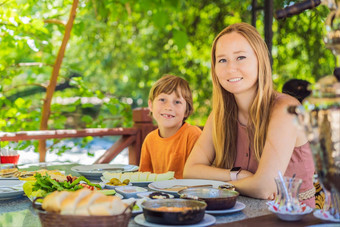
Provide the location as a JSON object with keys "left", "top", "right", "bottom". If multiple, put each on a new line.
{"left": 288, "top": 173, "right": 296, "bottom": 192}
{"left": 278, "top": 171, "right": 295, "bottom": 212}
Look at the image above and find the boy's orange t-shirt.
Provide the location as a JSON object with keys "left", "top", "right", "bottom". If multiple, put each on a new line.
{"left": 139, "top": 122, "right": 202, "bottom": 179}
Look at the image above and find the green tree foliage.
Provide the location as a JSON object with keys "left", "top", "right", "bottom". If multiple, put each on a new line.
{"left": 273, "top": 0, "right": 335, "bottom": 89}
{"left": 0, "top": 0, "right": 336, "bottom": 152}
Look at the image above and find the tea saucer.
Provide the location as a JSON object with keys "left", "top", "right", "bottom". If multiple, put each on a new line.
{"left": 313, "top": 209, "right": 340, "bottom": 223}
{"left": 134, "top": 213, "right": 216, "bottom": 227}
{"left": 268, "top": 205, "right": 313, "bottom": 221}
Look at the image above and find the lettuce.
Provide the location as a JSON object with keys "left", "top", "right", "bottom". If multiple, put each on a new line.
{"left": 31, "top": 189, "right": 48, "bottom": 198}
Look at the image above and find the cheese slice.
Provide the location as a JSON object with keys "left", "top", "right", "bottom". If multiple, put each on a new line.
{"left": 138, "top": 172, "right": 151, "bottom": 181}
{"left": 147, "top": 173, "right": 157, "bottom": 181}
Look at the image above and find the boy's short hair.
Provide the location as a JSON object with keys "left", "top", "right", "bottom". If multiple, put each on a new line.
{"left": 149, "top": 74, "right": 194, "bottom": 120}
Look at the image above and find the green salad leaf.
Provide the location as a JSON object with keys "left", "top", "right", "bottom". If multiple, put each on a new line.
{"left": 22, "top": 173, "right": 102, "bottom": 199}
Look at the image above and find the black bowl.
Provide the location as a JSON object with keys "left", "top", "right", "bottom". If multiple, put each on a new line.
{"left": 178, "top": 188, "right": 239, "bottom": 210}
{"left": 141, "top": 199, "right": 207, "bottom": 225}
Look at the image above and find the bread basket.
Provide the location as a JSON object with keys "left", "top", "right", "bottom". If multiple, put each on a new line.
{"left": 33, "top": 197, "right": 132, "bottom": 227}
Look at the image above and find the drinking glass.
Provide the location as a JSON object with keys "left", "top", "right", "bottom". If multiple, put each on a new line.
{"left": 274, "top": 176, "right": 302, "bottom": 212}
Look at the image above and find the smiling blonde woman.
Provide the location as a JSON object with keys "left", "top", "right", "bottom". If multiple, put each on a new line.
{"left": 183, "top": 23, "right": 315, "bottom": 207}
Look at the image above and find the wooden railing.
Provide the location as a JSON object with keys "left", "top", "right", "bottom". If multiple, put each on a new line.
{"left": 0, "top": 108, "right": 157, "bottom": 165}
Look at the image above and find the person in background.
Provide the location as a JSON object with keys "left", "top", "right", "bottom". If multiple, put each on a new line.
{"left": 139, "top": 74, "right": 202, "bottom": 179}
{"left": 183, "top": 23, "right": 315, "bottom": 207}
{"left": 282, "top": 79, "right": 311, "bottom": 103}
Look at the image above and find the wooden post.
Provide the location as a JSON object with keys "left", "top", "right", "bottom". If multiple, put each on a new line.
{"left": 129, "top": 107, "right": 156, "bottom": 165}
{"left": 264, "top": 0, "right": 273, "bottom": 66}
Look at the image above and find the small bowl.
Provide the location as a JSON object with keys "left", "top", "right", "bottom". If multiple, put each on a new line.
{"left": 141, "top": 198, "right": 207, "bottom": 225}
{"left": 115, "top": 186, "right": 148, "bottom": 198}
{"left": 268, "top": 206, "right": 313, "bottom": 221}
{"left": 178, "top": 187, "right": 239, "bottom": 210}
{"left": 137, "top": 191, "right": 174, "bottom": 199}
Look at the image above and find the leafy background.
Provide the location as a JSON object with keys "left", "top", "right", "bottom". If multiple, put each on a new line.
{"left": 0, "top": 0, "right": 336, "bottom": 154}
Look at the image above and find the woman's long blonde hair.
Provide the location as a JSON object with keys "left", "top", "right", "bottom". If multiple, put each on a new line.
{"left": 211, "top": 22, "right": 276, "bottom": 168}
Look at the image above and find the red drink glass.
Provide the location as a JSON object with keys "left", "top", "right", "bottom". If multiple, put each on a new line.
{"left": 0, "top": 155, "right": 20, "bottom": 164}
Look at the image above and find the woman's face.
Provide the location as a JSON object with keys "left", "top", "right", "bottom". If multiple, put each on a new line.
{"left": 214, "top": 32, "right": 258, "bottom": 96}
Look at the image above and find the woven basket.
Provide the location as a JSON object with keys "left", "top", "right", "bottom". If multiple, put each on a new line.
{"left": 33, "top": 198, "right": 132, "bottom": 227}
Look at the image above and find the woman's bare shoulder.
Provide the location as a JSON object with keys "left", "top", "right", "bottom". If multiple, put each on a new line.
{"left": 272, "top": 92, "right": 300, "bottom": 110}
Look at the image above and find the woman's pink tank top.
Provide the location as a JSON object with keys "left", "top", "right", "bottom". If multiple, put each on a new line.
{"left": 234, "top": 121, "right": 315, "bottom": 207}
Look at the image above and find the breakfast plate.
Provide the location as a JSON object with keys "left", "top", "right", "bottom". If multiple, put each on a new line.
{"left": 148, "top": 179, "right": 231, "bottom": 194}
{"left": 100, "top": 176, "right": 151, "bottom": 188}
{"left": 131, "top": 181, "right": 153, "bottom": 187}
{"left": 205, "top": 201, "right": 246, "bottom": 214}
{"left": 0, "top": 180, "right": 24, "bottom": 200}
{"left": 134, "top": 213, "right": 216, "bottom": 227}
{"left": 71, "top": 164, "right": 139, "bottom": 180}
{"left": 115, "top": 186, "right": 148, "bottom": 198}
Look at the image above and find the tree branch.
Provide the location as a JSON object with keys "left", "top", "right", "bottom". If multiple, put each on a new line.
{"left": 13, "top": 62, "right": 54, "bottom": 67}
{"left": 3, "top": 83, "right": 47, "bottom": 93}
{"left": 44, "top": 19, "right": 66, "bottom": 27}
{"left": 39, "top": 0, "right": 79, "bottom": 162}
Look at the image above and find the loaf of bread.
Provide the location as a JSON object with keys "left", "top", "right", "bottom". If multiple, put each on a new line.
{"left": 74, "top": 191, "right": 106, "bottom": 215}
{"left": 41, "top": 188, "right": 128, "bottom": 216}
{"left": 42, "top": 191, "right": 70, "bottom": 213}
{"left": 60, "top": 188, "right": 92, "bottom": 215}
{"left": 88, "top": 195, "right": 127, "bottom": 216}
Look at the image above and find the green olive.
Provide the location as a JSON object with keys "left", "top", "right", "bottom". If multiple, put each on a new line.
{"left": 122, "top": 179, "right": 130, "bottom": 185}
{"left": 109, "top": 178, "right": 121, "bottom": 185}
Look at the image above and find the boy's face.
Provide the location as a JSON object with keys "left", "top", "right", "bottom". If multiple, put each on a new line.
{"left": 148, "top": 91, "right": 187, "bottom": 131}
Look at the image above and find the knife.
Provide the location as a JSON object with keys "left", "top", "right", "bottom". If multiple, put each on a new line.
{"left": 90, "top": 168, "right": 125, "bottom": 172}
{"left": 155, "top": 184, "right": 213, "bottom": 191}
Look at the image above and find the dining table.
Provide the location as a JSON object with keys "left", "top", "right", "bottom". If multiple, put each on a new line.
{"left": 0, "top": 163, "right": 332, "bottom": 227}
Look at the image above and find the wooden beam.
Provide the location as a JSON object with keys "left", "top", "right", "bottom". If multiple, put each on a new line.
{"left": 0, "top": 128, "right": 138, "bottom": 141}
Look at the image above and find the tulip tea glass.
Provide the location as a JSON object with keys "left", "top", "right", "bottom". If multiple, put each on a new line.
{"left": 274, "top": 176, "right": 302, "bottom": 213}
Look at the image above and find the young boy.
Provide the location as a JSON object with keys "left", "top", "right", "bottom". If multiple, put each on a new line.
{"left": 139, "top": 74, "right": 202, "bottom": 179}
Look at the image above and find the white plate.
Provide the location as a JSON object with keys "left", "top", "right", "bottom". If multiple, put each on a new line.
{"left": 115, "top": 186, "right": 148, "bottom": 198}
{"left": 137, "top": 191, "right": 174, "bottom": 199}
{"left": 100, "top": 176, "right": 149, "bottom": 188}
{"left": 206, "top": 201, "right": 245, "bottom": 214}
{"left": 71, "top": 164, "right": 139, "bottom": 180}
{"left": 148, "top": 179, "right": 232, "bottom": 194}
{"left": 0, "top": 180, "right": 24, "bottom": 200}
{"left": 101, "top": 176, "right": 152, "bottom": 188}
{"left": 0, "top": 177, "right": 18, "bottom": 180}
{"left": 131, "top": 181, "right": 153, "bottom": 187}
{"left": 313, "top": 209, "right": 340, "bottom": 223}
{"left": 134, "top": 213, "right": 216, "bottom": 227}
